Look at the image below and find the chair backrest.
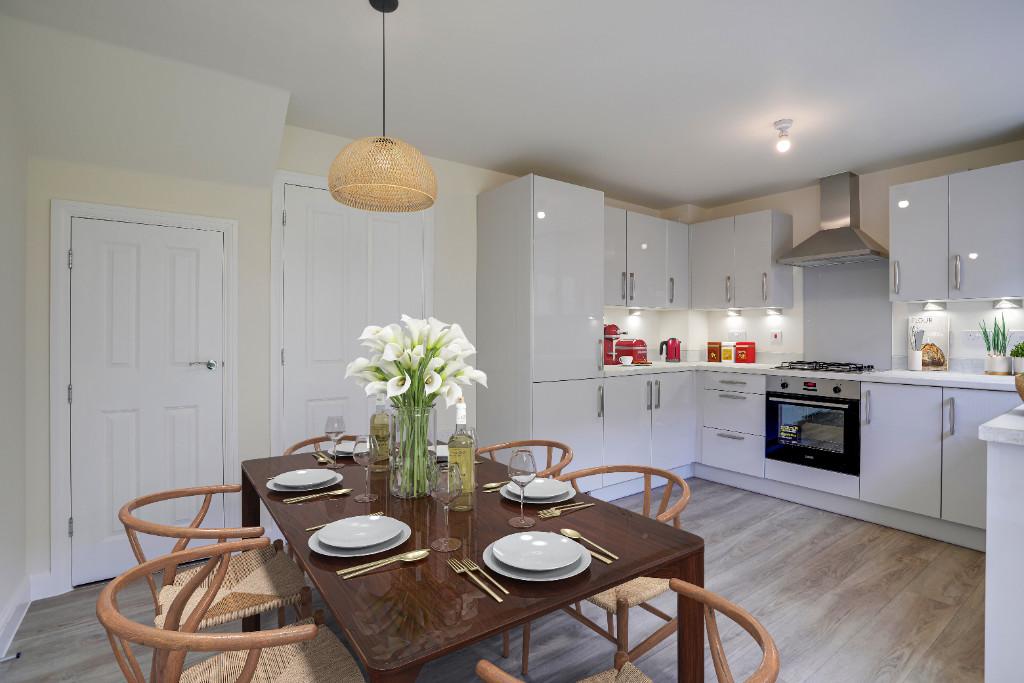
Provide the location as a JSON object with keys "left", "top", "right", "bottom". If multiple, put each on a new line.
{"left": 475, "top": 440, "right": 573, "bottom": 478}
{"left": 118, "top": 485, "right": 264, "bottom": 612}
{"left": 97, "top": 538, "right": 319, "bottom": 683}
{"left": 475, "top": 581, "right": 779, "bottom": 683}
{"left": 557, "top": 465, "right": 691, "bottom": 528}
{"left": 282, "top": 434, "right": 355, "bottom": 457}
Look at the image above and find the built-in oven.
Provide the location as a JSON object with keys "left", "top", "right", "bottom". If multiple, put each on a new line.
{"left": 765, "top": 375, "right": 861, "bottom": 476}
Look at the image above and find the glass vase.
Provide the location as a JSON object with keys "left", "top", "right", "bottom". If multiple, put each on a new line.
{"left": 389, "top": 405, "right": 437, "bottom": 499}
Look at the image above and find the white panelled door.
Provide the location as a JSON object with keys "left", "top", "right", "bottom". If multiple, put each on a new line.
{"left": 71, "top": 217, "right": 226, "bottom": 585}
{"left": 281, "top": 184, "right": 431, "bottom": 452}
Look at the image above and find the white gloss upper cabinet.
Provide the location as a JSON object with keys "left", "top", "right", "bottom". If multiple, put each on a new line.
{"left": 733, "top": 211, "right": 794, "bottom": 309}
{"left": 602, "top": 374, "right": 653, "bottom": 486}
{"left": 948, "top": 159, "right": 1024, "bottom": 300}
{"left": 689, "top": 217, "right": 734, "bottom": 309}
{"left": 604, "top": 207, "right": 628, "bottom": 306}
{"left": 532, "top": 176, "right": 604, "bottom": 382}
{"left": 532, "top": 379, "right": 605, "bottom": 492}
{"left": 625, "top": 213, "right": 667, "bottom": 308}
{"left": 889, "top": 176, "right": 949, "bottom": 302}
{"left": 652, "top": 373, "right": 697, "bottom": 469}
{"left": 665, "top": 221, "right": 690, "bottom": 309}
{"left": 860, "top": 383, "right": 942, "bottom": 518}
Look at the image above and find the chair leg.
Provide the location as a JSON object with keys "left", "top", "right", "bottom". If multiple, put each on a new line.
{"left": 616, "top": 599, "right": 630, "bottom": 662}
{"left": 521, "top": 622, "right": 531, "bottom": 676}
{"left": 606, "top": 611, "right": 615, "bottom": 637}
{"left": 278, "top": 605, "right": 286, "bottom": 627}
{"left": 299, "top": 586, "right": 313, "bottom": 619}
{"left": 502, "top": 630, "right": 510, "bottom": 658}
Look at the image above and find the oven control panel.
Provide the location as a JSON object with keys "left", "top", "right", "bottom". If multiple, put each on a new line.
{"left": 767, "top": 375, "right": 861, "bottom": 400}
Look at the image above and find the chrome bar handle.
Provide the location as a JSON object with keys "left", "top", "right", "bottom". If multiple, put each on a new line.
{"left": 954, "top": 254, "right": 962, "bottom": 290}
{"left": 718, "top": 393, "right": 748, "bottom": 400}
{"left": 669, "top": 277, "right": 675, "bottom": 304}
{"left": 949, "top": 396, "right": 956, "bottom": 436}
{"left": 655, "top": 379, "right": 662, "bottom": 409}
{"left": 762, "top": 272, "right": 767, "bottom": 303}
{"left": 716, "top": 432, "right": 745, "bottom": 441}
{"left": 864, "top": 389, "right": 872, "bottom": 425}
{"left": 725, "top": 275, "right": 732, "bottom": 303}
{"left": 621, "top": 271, "right": 627, "bottom": 301}
{"left": 598, "top": 385, "right": 604, "bottom": 418}
{"left": 629, "top": 272, "right": 635, "bottom": 301}
{"left": 189, "top": 360, "right": 218, "bottom": 370}
{"left": 893, "top": 260, "right": 901, "bottom": 295}
{"left": 597, "top": 339, "right": 603, "bottom": 371}
{"left": 646, "top": 380, "right": 653, "bottom": 411}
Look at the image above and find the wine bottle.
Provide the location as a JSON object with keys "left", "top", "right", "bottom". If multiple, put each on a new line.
{"left": 448, "top": 397, "right": 475, "bottom": 511}
{"left": 369, "top": 394, "right": 392, "bottom": 473}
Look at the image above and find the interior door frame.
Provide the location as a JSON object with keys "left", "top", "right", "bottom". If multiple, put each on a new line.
{"left": 269, "top": 171, "right": 434, "bottom": 459}
{"left": 44, "top": 200, "right": 239, "bottom": 599}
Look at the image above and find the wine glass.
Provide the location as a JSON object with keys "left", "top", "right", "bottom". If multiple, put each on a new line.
{"left": 324, "top": 416, "right": 346, "bottom": 470}
{"left": 351, "top": 436, "right": 377, "bottom": 503}
{"left": 431, "top": 464, "right": 463, "bottom": 552}
{"left": 508, "top": 449, "right": 537, "bottom": 529}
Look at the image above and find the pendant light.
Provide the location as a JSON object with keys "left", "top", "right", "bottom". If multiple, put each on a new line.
{"left": 328, "top": 0, "right": 436, "bottom": 212}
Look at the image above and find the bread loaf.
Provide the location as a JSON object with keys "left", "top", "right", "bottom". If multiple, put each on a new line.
{"left": 921, "top": 342, "right": 946, "bottom": 369}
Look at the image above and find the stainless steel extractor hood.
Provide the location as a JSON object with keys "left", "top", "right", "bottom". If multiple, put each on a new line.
{"left": 777, "top": 172, "right": 889, "bottom": 267}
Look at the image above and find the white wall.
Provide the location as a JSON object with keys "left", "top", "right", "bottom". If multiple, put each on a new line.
{"left": 0, "top": 54, "right": 29, "bottom": 651}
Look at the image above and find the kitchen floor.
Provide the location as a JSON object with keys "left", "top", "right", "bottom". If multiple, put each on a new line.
{"left": 4, "top": 479, "right": 983, "bottom": 682}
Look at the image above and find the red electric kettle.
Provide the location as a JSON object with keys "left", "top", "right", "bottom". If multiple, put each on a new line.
{"left": 659, "top": 338, "right": 682, "bottom": 363}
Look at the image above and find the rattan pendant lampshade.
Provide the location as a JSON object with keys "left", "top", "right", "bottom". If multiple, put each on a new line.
{"left": 329, "top": 0, "right": 436, "bottom": 213}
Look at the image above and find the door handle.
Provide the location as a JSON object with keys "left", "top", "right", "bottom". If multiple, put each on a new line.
{"left": 598, "top": 385, "right": 604, "bottom": 418}
{"left": 719, "top": 379, "right": 747, "bottom": 385}
{"left": 953, "top": 254, "right": 962, "bottom": 290}
{"left": 948, "top": 396, "right": 956, "bottom": 436}
{"left": 655, "top": 379, "right": 662, "bottom": 409}
{"left": 718, "top": 393, "right": 747, "bottom": 400}
{"left": 621, "top": 271, "right": 627, "bottom": 301}
{"left": 893, "top": 260, "right": 901, "bottom": 295}
{"left": 629, "top": 272, "right": 635, "bottom": 301}
{"left": 189, "top": 360, "right": 218, "bottom": 370}
{"left": 864, "top": 389, "right": 871, "bottom": 425}
{"left": 725, "top": 275, "right": 731, "bottom": 303}
{"left": 716, "top": 432, "right": 745, "bottom": 441}
{"left": 646, "top": 380, "right": 652, "bottom": 411}
{"left": 597, "top": 339, "right": 603, "bottom": 371}
{"left": 762, "top": 272, "right": 767, "bottom": 303}
{"left": 669, "top": 277, "right": 675, "bottom": 304}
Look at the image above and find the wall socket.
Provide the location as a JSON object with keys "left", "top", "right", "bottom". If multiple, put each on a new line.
{"left": 770, "top": 330, "right": 783, "bottom": 345}
{"left": 728, "top": 329, "right": 747, "bottom": 341}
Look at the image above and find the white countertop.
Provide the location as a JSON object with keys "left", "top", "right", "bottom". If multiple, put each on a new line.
{"left": 980, "top": 404, "right": 1024, "bottom": 446}
{"left": 604, "top": 360, "right": 1021, "bottom": 392}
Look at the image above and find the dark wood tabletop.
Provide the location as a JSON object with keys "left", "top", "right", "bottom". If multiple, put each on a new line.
{"left": 241, "top": 454, "right": 705, "bottom": 682}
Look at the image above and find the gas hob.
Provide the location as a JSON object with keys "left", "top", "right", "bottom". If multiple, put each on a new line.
{"left": 773, "top": 361, "right": 875, "bottom": 374}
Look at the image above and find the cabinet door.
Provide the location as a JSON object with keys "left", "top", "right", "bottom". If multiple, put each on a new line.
{"left": 532, "top": 379, "right": 604, "bottom": 491}
{"left": 532, "top": 176, "right": 604, "bottom": 382}
{"left": 941, "top": 388, "right": 1021, "bottom": 529}
{"left": 603, "top": 374, "right": 652, "bottom": 486}
{"left": 665, "top": 221, "right": 690, "bottom": 309}
{"left": 604, "top": 207, "right": 628, "bottom": 306}
{"left": 701, "top": 428, "right": 765, "bottom": 478}
{"left": 733, "top": 211, "right": 773, "bottom": 308}
{"left": 652, "top": 373, "right": 697, "bottom": 469}
{"left": 949, "top": 160, "right": 1024, "bottom": 300}
{"left": 626, "top": 212, "right": 667, "bottom": 307}
{"left": 689, "top": 217, "right": 735, "bottom": 309}
{"left": 889, "top": 176, "right": 949, "bottom": 302}
{"left": 860, "top": 383, "right": 942, "bottom": 517}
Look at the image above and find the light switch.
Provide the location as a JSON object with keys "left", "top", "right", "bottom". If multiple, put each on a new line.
{"left": 770, "top": 330, "right": 782, "bottom": 345}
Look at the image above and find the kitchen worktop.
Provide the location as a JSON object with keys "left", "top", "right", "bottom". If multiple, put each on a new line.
{"left": 979, "top": 404, "right": 1024, "bottom": 446}
{"left": 604, "top": 360, "right": 1022, "bottom": 392}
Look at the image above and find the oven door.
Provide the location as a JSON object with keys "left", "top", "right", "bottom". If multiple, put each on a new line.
{"left": 765, "top": 393, "right": 860, "bottom": 475}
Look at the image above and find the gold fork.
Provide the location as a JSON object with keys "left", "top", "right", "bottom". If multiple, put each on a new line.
{"left": 538, "top": 503, "right": 594, "bottom": 518}
{"left": 282, "top": 488, "right": 352, "bottom": 504}
{"left": 305, "top": 511, "right": 382, "bottom": 532}
{"left": 448, "top": 558, "right": 503, "bottom": 603}
{"left": 462, "top": 558, "right": 509, "bottom": 595}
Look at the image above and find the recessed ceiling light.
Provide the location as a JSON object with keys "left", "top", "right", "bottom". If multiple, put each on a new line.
{"left": 640, "top": 242, "right": 648, "bottom": 250}
{"left": 536, "top": 211, "right": 546, "bottom": 219}
{"left": 993, "top": 298, "right": 1022, "bottom": 310}
{"left": 968, "top": 252, "right": 978, "bottom": 260}
{"left": 727, "top": 308, "right": 742, "bottom": 317}
{"left": 922, "top": 301, "right": 947, "bottom": 311}
{"left": 774, "top": 119, "right": 793, "bottom": 153}
{"left": 897, "top": 200, "right": 910, "bottom": 209}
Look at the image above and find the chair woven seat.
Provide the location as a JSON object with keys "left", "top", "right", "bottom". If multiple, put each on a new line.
{"left": 587, "top": 577, "right": 670, "bottom": 612}
{"left": 578, "top": 662, "right": 653, "bottom": 683}
{"left": 180, "top": 620, "right": 364, "bottom": 683}
{"left": 157, "top": 543, "right": 306, "bottom": 629}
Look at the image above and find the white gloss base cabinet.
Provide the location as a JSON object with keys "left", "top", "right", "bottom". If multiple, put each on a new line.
{"left": 940, "top": 388, "right": 1022, "bottom": 529}
{"left": 702, "top": 428, "right": 765, "bottom": 478}
{"left": 860, "top": 383, "right": 943, "bottom": 518}
{"left": 652, "top": 373, "right": 698, "bottom": 470}
{"left": 702, "top": 390, "right": 765, "bottom": 437}
{"left": 531, "top": 379, "right": 605, "bottom": 492}
{"left": 603, "top": 374, "right": 653, "bottom": 486}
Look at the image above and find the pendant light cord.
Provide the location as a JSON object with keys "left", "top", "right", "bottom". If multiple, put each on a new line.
{"left": 381, "top": 11, "right": 386, "bottom": 138}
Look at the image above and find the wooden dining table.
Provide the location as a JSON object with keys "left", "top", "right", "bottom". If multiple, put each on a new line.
{"left": 241, "top": 454, "right": 705, "bottom": 682}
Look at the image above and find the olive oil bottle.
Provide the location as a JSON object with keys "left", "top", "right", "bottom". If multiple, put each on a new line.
{"left": 369, "top": 394, "right": 392, "bottom": 473}
{"left": 448, "top": 397, "right": 475, "bottom": 511}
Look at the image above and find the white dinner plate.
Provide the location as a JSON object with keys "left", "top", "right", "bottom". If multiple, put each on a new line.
{"left": 483, "top": 541, "right": 592, "bottom": 582}
{"left": 516, "top": 478, "right": 571, "bottom": 499}
{"left": 267, "top": 471, "right": 342, "bottom": 493}
{"left": 308, "top": 523, "right": 412, "bottom": 558}
{"left": 500, "top": 485, "right": 576, "bottom": 505}
{"left": 317, "top": 515, "right": 405, "bottom": 549}
{"left": 271, "top": 469, "right": 337, "bottom": 489}
{"left": 491, "top": 531, "right": 584, "bottom": 572}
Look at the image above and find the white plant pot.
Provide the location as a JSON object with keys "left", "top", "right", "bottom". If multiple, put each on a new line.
{"left": 985, "top": 355, "right": 1012, "bottom": 375}
{"left": 1013, "top": 357, "right": 1024, "bottom": 374}
{"left": 908, "top": 350, "right": 924, "bottom": 371}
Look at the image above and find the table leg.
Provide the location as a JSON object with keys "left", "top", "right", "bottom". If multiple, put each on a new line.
{"left": 677, "top": 548, "right": 705, "bottom": 683}
{"left": 241, "top": 471, "right": 260, "bottom": 632}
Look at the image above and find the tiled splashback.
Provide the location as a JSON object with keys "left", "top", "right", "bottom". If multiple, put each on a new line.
{"left": 892, "top": 300, "right": 1024, "bottom": 372}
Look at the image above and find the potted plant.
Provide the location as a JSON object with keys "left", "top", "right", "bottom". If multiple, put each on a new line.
{"left": 980, "top": 314, "right": 1011, "bottom": 375}
{"left": 1012, "top": 341, "right": 1024, "bottom": 375}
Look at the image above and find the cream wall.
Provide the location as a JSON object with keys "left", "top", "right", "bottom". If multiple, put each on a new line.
{"left": 0, "top": 59, "right": 29, "bottom": 643}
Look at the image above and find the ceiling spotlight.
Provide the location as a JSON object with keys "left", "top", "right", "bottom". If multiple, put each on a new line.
{"left": 897, "top": 200, "right": 910, "bottom": 209}
{"left": 774, "top": 119, "right": 793, "bottom": 153}
{"left": 922, "top": 301, "right": 947, "bottom": 311}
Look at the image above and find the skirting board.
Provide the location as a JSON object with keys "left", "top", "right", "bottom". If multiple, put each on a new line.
{"left": 589, "top": 464, "right": 695, "bottom": 502}
{"left": 0, "top": 576, "right": 30, "bottom": 658}
{"left": 693, "top": 463, "right": 986, "bottom": 551}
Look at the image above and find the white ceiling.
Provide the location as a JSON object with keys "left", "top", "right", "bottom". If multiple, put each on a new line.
{"left": 2, "top": 0, "right": 1022, "bottom": 208}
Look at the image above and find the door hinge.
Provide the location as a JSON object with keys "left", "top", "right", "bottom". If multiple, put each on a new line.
{"left": 67, "top": 517, "right": 74, "bottom": 537}
{"left": 67, "top": 383, "right": 73, "bottom": 404}
{"left": 282, "top": 209, "right": 287, "bottom": 227}
{"left": 280, "top": 348, "right": 286, "bottom": 366}
{"left": 67, "top": 249, "right": 73, "bottom": 269}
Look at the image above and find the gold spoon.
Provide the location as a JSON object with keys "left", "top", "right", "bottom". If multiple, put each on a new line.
{"left": 560, "top": 528, "right": 619, "bottom": 561}
{"left": 340, "top": 549, "right": 430, "bottom": 579}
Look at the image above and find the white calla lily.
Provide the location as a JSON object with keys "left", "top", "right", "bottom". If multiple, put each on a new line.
{"left": 364, "top": 380, "right": 387, "bottom": 396}
{"left": 426, "top": 317, "right": 449, "bottom": 347}
{"left": 386, "top": 374, "right": 412, "bottom": 398}
{"left": 358, "top": 325, "right": 383, "bottom": 341}
{"left": 423, "top": 371, "right": 443, "bottom": 395}
{"left": 381, "top": 342, "right": 404, "bottom": 362}
{"left": 442, "top": 382, "right": 463, "bottom": 407}
{"left": 345, "top": 357, "right": 372, "bottom": 379}
{"left": 401, "top": 315, "right": 428, "bottom": 345}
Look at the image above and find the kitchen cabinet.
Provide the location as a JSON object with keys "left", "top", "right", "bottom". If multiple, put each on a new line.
{"left": 701, "top": 428, "right": 765, "bottom": 478}
{"left": 665, "top": 221, "right": 690, "bottom": 309}
{"left": 689, "top": 210, "right": 793, "bottom": 309}
{"left": 702, "top": 389, "right": 765, "bottom": 436}
{"left": 889, "top": 176, "right": 949, "bottom": 301}
{"left": 948, "top": 159, "right": 1024, "bottom": 300}
{"left": 604, "top": 207, "right": 627, "bottom": 305}
{"left": 689, "top": 217, "right": 734, "bottom": 309}
{"left": 860, "top": 383, "right": 942, "bottom": 517}
{"left": 703, "top": 372, "right": 766, "bottom": 394}
{"left": 626, "top": 212, "right": 668, "bottom": 307}
{"left": 603, "top": 374, "right": 653, "bottom": 486}
{"left": 532, "top": 379, "right": 605, "bottom": 492}
{"left": 941, "top": 388, "right": 1021, "bottom": 529}
{"left": 652, "top": 373, "right": 697, "bottom": 469}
